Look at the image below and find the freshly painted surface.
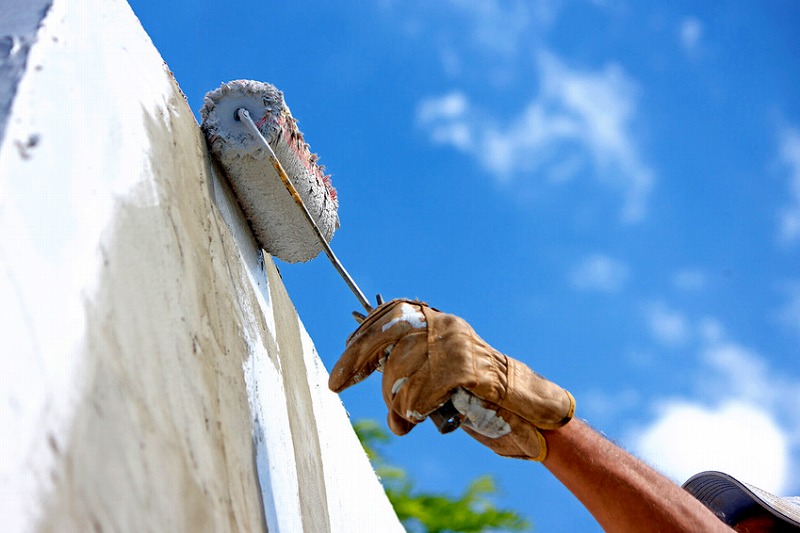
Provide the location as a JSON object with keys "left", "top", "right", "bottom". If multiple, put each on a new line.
{"left": 0, "top": 0, "right": 401, "bottom": 531}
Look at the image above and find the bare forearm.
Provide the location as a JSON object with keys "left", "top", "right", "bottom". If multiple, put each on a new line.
{"left": 541, "top": 419, "right": 731, "bottom": 532}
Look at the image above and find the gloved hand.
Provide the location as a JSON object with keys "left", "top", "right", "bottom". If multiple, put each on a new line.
{"left": 329, "top": 299, "right": 575, "bottom": 461}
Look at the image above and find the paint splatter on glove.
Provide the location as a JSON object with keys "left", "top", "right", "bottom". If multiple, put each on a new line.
{"left": 328, "top": 299, "right": 575, "bottom": 461}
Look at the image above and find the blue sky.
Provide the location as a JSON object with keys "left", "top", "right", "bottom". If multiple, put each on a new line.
{"left": 128, "top": 1, "right": 799, "bottom": 530}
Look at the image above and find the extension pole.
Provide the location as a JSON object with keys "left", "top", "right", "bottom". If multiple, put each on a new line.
{"left": 237, "top": 108, "right": 374, "bottom": 313}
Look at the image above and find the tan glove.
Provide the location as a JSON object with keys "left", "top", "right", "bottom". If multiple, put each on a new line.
{"left": 329, "top": 299, "right": 575, "bottom": 461}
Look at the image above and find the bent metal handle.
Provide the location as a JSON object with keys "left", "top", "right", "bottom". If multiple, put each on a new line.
{"left": 239, "top": 107, "right": 460, "bottom": 434}
{"left": 429, "top": 399, "right": 461, "bottom": 434}
{"left": 237, "top": 107, "right": 373, "bottom": 313}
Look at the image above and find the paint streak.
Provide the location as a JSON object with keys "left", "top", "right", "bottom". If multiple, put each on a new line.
{"left": 376, "top": 344, "right": 393, "bottom": 373}
{"left": 391, "top": 377, "right": 407, "bottom": 396}
{"left": 381, "top": 303, "right": 426, "bottom": 332}
{"left": 405, "top": 410, "right": 427, "bottom": 422}
{"left": 451, "top": 388, "right": 511, "bottom": 438}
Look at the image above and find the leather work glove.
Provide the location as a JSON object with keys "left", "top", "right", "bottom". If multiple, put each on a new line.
{"left": 329, "top": 299, "right": 575, "bottom": 461}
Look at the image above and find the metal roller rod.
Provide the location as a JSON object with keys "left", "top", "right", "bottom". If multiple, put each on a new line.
{"left": 236, "top": 108, "right": 374, "bottom": 313}
{"left": 238, "top": 108, "right": 460, "bottom": 434}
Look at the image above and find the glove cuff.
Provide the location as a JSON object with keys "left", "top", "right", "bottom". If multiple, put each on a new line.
{"left": 504, "top": 358, "right": 575, "bottom": 430}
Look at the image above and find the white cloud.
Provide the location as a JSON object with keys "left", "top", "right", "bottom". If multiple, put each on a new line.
{"left": 631, "top": 324, "right": 800, "bottom": 494}
{"left": 635, "top": 400, "right": 789, "bottom": 493}
{"left": 679, "top": 17, "right": 703, "bottom": 54}
{"left": 417, "top": 91, "right": 468, "bottom": 122}
{"left": 701, "top": 341, "right": 774, "bottom": 404}
{"left": 645, "top": 302, "right": 690, "bottom": 347}
{"left": 701, "top": 339, "right": 800, "bottom": 426}
{"left": 569, "top": 254, "right": 628, "bottom": 292}
{"left": 778, "top": 126, "right": 800, "bottom": 243}
{"left": 416, "top": 92, "right": 473, "bottom": 151}
{"left": 417, "top": 52, "right": 654, "bottom": 222}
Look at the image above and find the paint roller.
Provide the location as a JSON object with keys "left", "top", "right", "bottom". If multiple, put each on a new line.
{"left": 200, "top": 80, "right": 460, "bottom": 434}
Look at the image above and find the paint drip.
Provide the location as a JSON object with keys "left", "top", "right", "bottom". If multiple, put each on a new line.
{"left": 201, "top": 80, "right": 339, "bottom": 263}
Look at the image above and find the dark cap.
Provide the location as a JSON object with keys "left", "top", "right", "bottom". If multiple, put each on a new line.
{"left": 683, "top": 471, "right": 800, "bottom": 529}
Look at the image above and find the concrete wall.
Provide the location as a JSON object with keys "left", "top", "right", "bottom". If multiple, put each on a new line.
{"left": 0, "top": 0, "right": 402, "bottom": 531}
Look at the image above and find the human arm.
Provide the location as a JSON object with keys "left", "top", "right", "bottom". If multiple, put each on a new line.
{"left": 541, "top": 418, "right": 732, "bottom": 532}
{"left": 329, "top": 299, "right": 732, "bottom": 531}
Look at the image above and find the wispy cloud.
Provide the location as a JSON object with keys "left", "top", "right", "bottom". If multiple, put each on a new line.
{"left": 441, "top": 0, "right": 535, "bottom": 56}
{"left": 679, "top": 17, "right": 703, "bottom": 55}
{"left": 645, "top": 302, "right": 690, "bottom": 347}
{"left": 778, "top": 125, "right": 800, "bottom": 243}
{"left": 417, "top": 52, "right": 654, "bottom": 222}
{"left": 381, "top": 0, "right": 558, "bottom": 82}
{"left": 416, "top": 92, "right": 473, "bottom": 150}
{"left": 569, "top": 254, "right": 629, "bottom": 292}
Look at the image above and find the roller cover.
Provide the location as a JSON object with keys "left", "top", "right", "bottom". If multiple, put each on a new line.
{"left": 201, "top": 80, "right": 339, "bottom": 263}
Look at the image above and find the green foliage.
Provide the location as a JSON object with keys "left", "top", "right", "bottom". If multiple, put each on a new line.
{"left": 353, "top": 420, "right": 530, "bottom": 533}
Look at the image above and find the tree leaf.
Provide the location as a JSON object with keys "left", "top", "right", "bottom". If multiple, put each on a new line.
{"left": 353, "top": 419, "right": 530, "bottom": 533}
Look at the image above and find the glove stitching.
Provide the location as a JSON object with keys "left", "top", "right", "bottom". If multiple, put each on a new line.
{"left": 468, "top": 325, "right": 480, "bottom": 398}
{"left": 421, "top": 305, "right": 445, "bottom": 415}
{"left": 501, "top": 353, "right": 512, "bottom": 409}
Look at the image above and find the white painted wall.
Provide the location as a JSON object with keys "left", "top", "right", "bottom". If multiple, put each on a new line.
{"left": 0, "top": 0, "right": 402, "bottom": 531}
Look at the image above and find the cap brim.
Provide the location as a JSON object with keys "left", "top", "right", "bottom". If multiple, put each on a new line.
{"left": 682, "top": 471, "right": 800, "bottom": 528}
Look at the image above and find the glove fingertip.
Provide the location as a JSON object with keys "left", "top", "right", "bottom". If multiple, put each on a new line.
{"left": 387, "top": 411, "right": 417, "bottom": 436}
{"left": 327, "top": 367, "right": 347, "bottom": 392}
{"left": 328, "top": 367, "right": 361, "bottom": 393}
